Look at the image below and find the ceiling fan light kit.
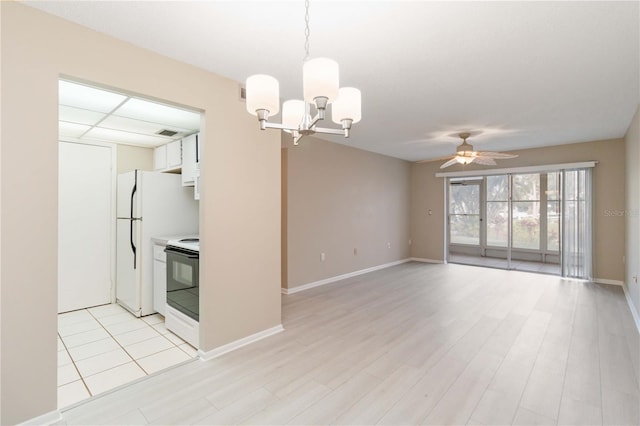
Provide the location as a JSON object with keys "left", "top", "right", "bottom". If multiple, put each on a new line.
{"left": 245, "top": 0, "right": 361, "bottom": 146}
{"left": 421, "top": 132, "right": 518, "bottom": 169}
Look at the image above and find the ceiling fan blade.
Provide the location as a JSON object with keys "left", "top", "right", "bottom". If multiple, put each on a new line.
{"left": 473, "top": 156, "right": 497, "bottom": 166}
{"left": 416, "top": 155, "right": 456, "bottom": 163}
{"left": 440, "top": 157, "right": 460, "bottom": 169}
{"left": 475, "top": 151, "right": 518, "bottom": 159}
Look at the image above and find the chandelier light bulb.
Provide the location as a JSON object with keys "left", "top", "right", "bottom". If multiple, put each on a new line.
{"left": 332, "top": 87, "right": 362, "bottom": 124}
{"left": 245, "top": 74, "right": 280, "bottom": 116}
{"left": 282, "top": 99, "right": 306, "bottom": 130}
{"left": 303, "top": 57, "right": 339, "bottom": 105}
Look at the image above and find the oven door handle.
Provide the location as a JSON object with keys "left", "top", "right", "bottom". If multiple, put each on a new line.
{"left": 164, "top": 247, "right": 199, "bottom": 259}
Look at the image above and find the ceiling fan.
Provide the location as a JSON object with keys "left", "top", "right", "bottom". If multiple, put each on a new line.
{"left": 420, "top": 132, "right": 518, "bottom": 169}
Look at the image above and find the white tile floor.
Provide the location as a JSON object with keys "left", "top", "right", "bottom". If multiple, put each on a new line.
{"left": 57, "top": 303, "right": 197, "bottom": 409}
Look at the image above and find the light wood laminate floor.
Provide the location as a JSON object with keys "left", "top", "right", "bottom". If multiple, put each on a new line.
{"left": 59, "top": 262, "right": 639, "bottom": 425}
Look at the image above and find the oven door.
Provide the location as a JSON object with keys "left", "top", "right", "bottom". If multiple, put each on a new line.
{"left": 165, "top": 246, "right": 199, "bottom": 321}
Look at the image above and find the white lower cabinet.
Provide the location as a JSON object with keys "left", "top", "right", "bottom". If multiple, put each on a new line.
{"left": 152, "top": 243, "right": 167, "bottom": 316}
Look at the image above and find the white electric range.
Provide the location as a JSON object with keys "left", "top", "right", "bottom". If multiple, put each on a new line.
{"left": 164, "top": 237, "right": 199, "bottom": 348}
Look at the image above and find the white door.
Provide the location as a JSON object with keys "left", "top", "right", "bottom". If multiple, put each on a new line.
{"left": 58, "top": 142, "right": 113, "bottom": 313}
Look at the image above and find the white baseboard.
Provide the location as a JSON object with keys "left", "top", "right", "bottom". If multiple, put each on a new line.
{"left": 19, "top": 409, "right": 62, "bottom": 425}
{"left": 284, "top": 258, "right": 411, "bottom": 295}
{"left": 410, "top": 257, "right": 445, "bottom": 264}
{"left": 281, "top": 287, "right": 288, "bottom": 295}
{"left": 594, "top": 278, "right": 624, "bottom": 286}
{"left": 198, "top": 324, "right": 284, "bottom": 361}
{"left": 622, "top": 283, "right": 640, "bottom": 334}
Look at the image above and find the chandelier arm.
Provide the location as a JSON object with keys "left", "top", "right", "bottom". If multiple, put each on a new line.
{"left": 308, "top": 112, "right": 324, "bottom": 129}
{"left": 314, "top": 126, "right": 349, "bottom": 137}
{"left": 261, "top": 121, "right": 298, "bottom": 131}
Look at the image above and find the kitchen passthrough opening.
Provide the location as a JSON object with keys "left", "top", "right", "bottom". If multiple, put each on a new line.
{"left": 57, "top": 78, "right": 203, "bottom": 409}
{"left": 446, "top": 168, "right": 592, "bottom": 279}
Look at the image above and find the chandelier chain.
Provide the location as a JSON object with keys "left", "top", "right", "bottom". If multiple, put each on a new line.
{"left": 304, "top": 0, "right": 310, "bottom": 62}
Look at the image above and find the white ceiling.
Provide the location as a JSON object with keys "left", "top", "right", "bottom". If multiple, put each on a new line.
{"left": 59, "top": 80, "right": 201, "bottom": 147}
{"left": 30, "top": 1, "right": 639, "bottom": 161}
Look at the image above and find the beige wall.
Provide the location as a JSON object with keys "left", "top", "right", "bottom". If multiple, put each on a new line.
{"left": 0, "top": 3, "right": 281, "bottom": 424}
{"left": 283, "top": 134, "right": 411, "bottom": 290}
{"left": 625, "top": 105, "right": 640, "bottom": 317}
{"left": 411, "top": 138, "right": 626, "bottom": 282}
{"left": 116, "top": 144, "right": 154, "bottom": 174}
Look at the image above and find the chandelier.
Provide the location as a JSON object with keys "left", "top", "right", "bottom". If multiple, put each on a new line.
{"left": 245, "top": 0, "right": 362, "bottom": 145}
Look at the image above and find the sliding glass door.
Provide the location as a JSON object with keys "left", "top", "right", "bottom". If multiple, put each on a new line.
{"left": 448, "top": 180, "right": 481, "bottom": 247}
{"left": 447, "top": 168, "right": 592, "bottom": 278}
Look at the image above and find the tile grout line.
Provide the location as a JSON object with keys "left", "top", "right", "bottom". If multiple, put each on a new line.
{"left": 85, "top": 308, "right": 197, "bottom": 376}
{"left": 57, "top": 331, "right": 93, "bottom": 401}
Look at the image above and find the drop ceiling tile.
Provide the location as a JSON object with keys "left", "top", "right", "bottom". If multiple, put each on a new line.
{"left": 84, "top": 127, "right": 171, "bottom": 147}
{"left": 100, "top": 115, "right": 190, "bottom": 137}
{"left": 114, "top": 98, "right": 200, "bottom": 130}
{"left": 59, "top": 121, "right": 91, "bottom": 138}
{"left": 59, "top": 105, "right": 106, "bottom": 126}
{"left": 59, "top": 80, "right": 127, "bottom": 113}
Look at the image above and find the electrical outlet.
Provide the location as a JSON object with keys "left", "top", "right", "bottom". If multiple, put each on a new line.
{"left": 353, "top": 248, "right": 358, "bottom": 256}
{"left": 387, "top": 242, "right": 391, "bottom": 249}
{"left": 409, "top": 239, "right": 412, "bottom": 245}
{"left": 634, "top": 275, "right": 638, "bottom": 284}
{"left": 320, "top": 252, "right": 325, "bottom": 262}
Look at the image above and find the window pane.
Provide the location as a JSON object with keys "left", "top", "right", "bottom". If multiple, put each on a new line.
{"left": 487, "top": 175, "right": 508, "bottom": 201}
{"left": 512, "top": 201, "right": 540, "bottom": 249}
{"left": 487, "top": 201, "right": 508, "bottom": 247}
{"left": 547, "top": 200, "right": 560, "bottom": 252}
{"left": 546, "top": 172, "right": 560, "bottom": 201}
{"left": 450, "top": 215, "right": 480, "bottom": 245}
{"left": 513, "top": 174, "right": 540, "bottom": 201}
{"left": 449, "top": 184, "right": 479, "bottom": 214}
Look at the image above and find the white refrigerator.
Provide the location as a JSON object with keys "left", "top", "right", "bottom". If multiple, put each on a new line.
{"left": 116, "top": 170, "right": 199, "bottom": 317}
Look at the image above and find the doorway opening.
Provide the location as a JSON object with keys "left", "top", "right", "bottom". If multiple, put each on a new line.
{"left": 446, "top": 168, "right": 592, "bottom": 278}
{"left": 57, "top": 78, "right": 202, "bottom": 408}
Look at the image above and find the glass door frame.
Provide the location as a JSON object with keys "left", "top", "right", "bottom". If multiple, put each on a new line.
{"left": 446, "top": 172, "right": 561, "bottom": 271}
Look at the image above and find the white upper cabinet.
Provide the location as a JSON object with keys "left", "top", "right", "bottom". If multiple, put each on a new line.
{"left": 153, "top": 144, "right": 167, "bottom": 171}
{"left": 153, "top": 139, "right": 181, "bottom": 171}
{"left": 166, "top": 139, "right": 182, "bottom": 170}
{"left": 181, "top": 133, "right": 198, "bottom": 187}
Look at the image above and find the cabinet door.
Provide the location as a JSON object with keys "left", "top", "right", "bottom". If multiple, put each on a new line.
{"left": 166, "top": 140, "right": 182, "bottom": 169}
{"left": 181, "top": 134, "right": 198, "bottom": 186}
{"left": 153, "top": 144, "right": 167, "bottom": 171}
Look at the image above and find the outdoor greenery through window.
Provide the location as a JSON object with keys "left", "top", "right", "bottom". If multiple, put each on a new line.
{"left": 547, "top": 172, "right": 561, "bottom": 251}
{"left": 449, "top": 182, "right": 480, "bottom": 245}
{"left": 449, "top": 172, "right": 560, "bottom": 253}
{"left": 487, "top": 175, "right": 508, "bottom": 247}
{"left": 512, "top": 174, "right": 540, "bottom": 250}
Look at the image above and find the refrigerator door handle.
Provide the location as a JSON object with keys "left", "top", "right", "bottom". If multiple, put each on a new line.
{"left": 130, "top": 171, "right": 138, "bottom": 269}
